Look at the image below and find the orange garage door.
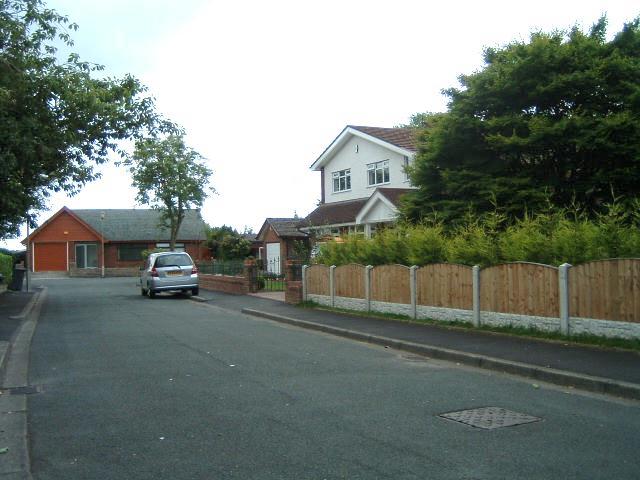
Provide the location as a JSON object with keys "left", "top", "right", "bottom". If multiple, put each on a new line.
{"left": 34, "top": 243, "right": 67, "bottom": 271}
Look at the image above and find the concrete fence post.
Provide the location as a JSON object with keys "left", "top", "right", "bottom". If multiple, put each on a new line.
{"left": 472, "top": 265, "right": 481, "bottom": 328}
{"left": 302, "top": 265, "right": 308, "bottom": 302}
{"left": 329, "top": 265, "right": 336, "bottom": 308}
{"left": 410, "top": 265, "right": 418, "bottom": 320}
{"left": 365, "top": 265, "right": 373, "bottom": 312}
{"left": 559, "top": 263, "right": 572, "bottom": 336}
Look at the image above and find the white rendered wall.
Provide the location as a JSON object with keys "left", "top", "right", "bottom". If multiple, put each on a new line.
{"left": 323, "top": 136, "right": 412, "bottom": 204}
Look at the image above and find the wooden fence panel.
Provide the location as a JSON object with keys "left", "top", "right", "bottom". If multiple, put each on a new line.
{"left": 306, "top": 265, "right": 330, "bottom": 296}
{"left": 417, "top": 264, "right": 473, "bottom": 309}
{"left": 570, "top": 259, "right": 640, "bottom": 322}
{"left": 335, "top": 264, "right": 366, "bottom": 299}
{"left": 371, "top": 265, "right": 410, "bottom": 304}
{"left": 481, "top": 263, "right": 559, "bottom": 317}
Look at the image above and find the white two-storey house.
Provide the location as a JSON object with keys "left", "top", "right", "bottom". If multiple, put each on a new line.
{"left": 304, "top": 125, "right": 417, "bottom": 238}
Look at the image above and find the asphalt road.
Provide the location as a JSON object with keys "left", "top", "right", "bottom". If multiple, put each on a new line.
{"left": 28, "top": 278, "right": 640, "bottom": 479}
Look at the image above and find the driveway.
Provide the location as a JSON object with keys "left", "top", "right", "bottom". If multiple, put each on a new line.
{"left": 25, "top": 278, "right": 640, "bottom": 479}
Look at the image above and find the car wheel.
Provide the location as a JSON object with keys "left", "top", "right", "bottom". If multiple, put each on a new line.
{"left": 192, "top": 287, "right": 199, "bottom": 296}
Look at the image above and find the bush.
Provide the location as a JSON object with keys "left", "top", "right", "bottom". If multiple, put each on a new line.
{"left": 314, "top": 199, "right": 640, "bottom": 267}
{"left": 406, "top": 224, "right": 448, "bottom": 265}
{"left": 0, "top": 253, "right": 12, "bottom": 286}
{"left": 499, "top": 213, "right": 556, "bottom": 264}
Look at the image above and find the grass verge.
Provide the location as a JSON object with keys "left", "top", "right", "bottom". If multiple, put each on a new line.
{"left": 297, "top": 301, "right": 640, "bottom": 353}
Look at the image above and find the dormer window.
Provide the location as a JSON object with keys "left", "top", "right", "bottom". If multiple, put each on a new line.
{"left": 367, "top": 160, "right": 390, "bottom": 186}
{"left": 332, "top": 169, "right": 351, "bottom": 192}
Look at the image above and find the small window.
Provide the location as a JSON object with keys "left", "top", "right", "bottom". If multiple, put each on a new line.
{"left": 155, "top": 242, "right": 185, "bottom": 252}
{"left": 154, "top": 253, "right": 193, "bottom": 267}
{"left": 332, "top": 169, "right": 351, "bottom": 192}
{"left": 367, "top": 160, "right": 390, "bottom": 186}
{"left": 118, "top": 244, "right": 146, "bottom": 261}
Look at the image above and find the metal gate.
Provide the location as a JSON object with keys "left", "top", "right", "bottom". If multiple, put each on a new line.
{"left": 254, "top": 257, "right": 285, "bottom": 292}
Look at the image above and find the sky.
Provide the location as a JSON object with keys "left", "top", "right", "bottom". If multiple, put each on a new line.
{"left": 2, "top": 0, "right": 638, "bottom": 250}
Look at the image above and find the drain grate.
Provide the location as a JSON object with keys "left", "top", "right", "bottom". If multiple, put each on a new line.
{"left": 0, "top": 385, "right": 42, "bottom": 396}
{"left": 439, "top": 407, "right": 541, "bottom": 430}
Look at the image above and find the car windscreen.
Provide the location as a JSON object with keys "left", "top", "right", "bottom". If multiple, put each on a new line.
{"left": 154, "top": 254, "right": 193, "bottom": 268}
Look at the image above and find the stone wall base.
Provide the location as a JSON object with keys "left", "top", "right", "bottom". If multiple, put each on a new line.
{"left": 307, "top": 294, "right": 640, "bottom": 340}
{"left": 69, "top": 267, "right": 139, "bottom": 278}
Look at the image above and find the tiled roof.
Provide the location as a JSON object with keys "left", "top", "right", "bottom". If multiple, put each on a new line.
{"left": 304, "top": 189, "right": 413, "bottom": 227}
{"left": 349, "top": 126, "right": 417, "bottom": 152}
{"left": 375, "top": 188, "right": 414, "bottom": 207}
{"left": 265, "top": 218, "right": 308, "bottom": 238}
{"left": 304, "top": 198, "right": 368, "bottom": 226}
{"left": 73, "top": 209, "right": 207, "bottom": 242}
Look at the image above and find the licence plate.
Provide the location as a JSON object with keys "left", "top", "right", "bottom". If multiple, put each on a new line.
{"left": 167, "top": 270, "right": 183, "bottom": 276}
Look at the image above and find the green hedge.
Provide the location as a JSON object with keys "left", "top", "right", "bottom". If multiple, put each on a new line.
{"left": 315, "top": 201, "right": 640, "bottom": 267}
{"left": 0, "top": 253, "right": 12, "bottom": 286}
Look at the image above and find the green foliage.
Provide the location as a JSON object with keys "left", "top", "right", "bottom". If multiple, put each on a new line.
{"left": 0, "top": 0, "right": 165, "bottom": 239}
{"left": 124, "top": 134, "right": 213, "bottom": 250}
{"left": 405, "top": 224, "right": 448, "bottom": 265}
{"left": 206, "top": 225, "right": 250, "bottom": 260}
{"left": 290, "top": 240, "right": 311, "bottom": 263}
{"left": 0, "top": 253, "right": 12, "bottom": 285}
{"left": 403, "top": 17, "right": 640, "bottom": 224}
{"left": 315, "top": 200, "right": 640, "bottom": 267}
{"left": 219, "top": 236, "right": 251, "bottom": 260}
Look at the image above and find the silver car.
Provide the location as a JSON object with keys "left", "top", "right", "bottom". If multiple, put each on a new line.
{"left": 140, "top": 251, "right": 199, "bottom": 298}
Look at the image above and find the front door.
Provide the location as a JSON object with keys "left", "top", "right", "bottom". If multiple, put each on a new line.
{"left": 265, "top": 242, "right": 281, "bottom": 274}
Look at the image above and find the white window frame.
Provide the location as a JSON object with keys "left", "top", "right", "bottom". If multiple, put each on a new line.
{"left": 332, "top": 169, "right": 351, "bottom": 193}
{"left": 367, "top": 160, "right": 390, "bottom": 186}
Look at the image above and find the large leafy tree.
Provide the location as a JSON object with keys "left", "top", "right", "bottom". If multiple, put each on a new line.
{"left": 403, "top": 17, "right": 640, "bottom": 223}
{"left": 0, "top": 0, "right": 163, "bottom": 238}
{"left": 126, "top": 134, "right": 213, "bottom": 250}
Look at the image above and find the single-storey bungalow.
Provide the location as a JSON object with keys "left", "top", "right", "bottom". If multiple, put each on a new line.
{"left": 24, "top": 207, "right": 209, "bottom": 276}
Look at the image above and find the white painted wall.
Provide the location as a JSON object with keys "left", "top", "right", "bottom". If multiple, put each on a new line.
{"left": 323, "top": 136, "right": 412, "bottom": 204}
{"left": 361, "top": 199, "right": 397, "bottom": 223}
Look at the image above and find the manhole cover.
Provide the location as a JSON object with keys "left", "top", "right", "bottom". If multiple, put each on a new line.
{"left": 0, "top": 385, "right": 42, "bottom": 396}
{"left": 439, "top": 407, "right": 541, "bottom": 429}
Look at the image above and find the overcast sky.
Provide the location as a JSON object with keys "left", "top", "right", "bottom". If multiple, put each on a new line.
{"left": 2, "top": 0, "right": 638, "bottom": 249}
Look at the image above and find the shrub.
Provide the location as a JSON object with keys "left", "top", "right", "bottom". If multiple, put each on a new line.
{"left": 499, "top": 214, "right": 556, "bottom": 264}
{"left": 406, "top": 224, "right": 448, "bottom": 265}
{"left": 0, "top": 253, "right": 12, "bottom": 286}
{"left": 447, "top": 222, "right": 499, "bottom": 267}
{"left": 549, "top": 218, "right": 600, "bottom": 265}
{"left": 313, "top": 199, "right": 640, "bottom": 267}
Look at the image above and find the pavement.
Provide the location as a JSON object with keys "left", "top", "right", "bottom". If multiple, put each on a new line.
{"left": 0, "top": 285, "right": 41, "bottom": 480}
{"left": 196, "top": 289, "right": 640, "bottom": 400}
{"left": 0, "top": 288, "right": 36, "bottom": 380}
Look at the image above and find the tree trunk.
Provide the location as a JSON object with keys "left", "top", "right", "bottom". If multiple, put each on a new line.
{"left": 170, "top": 210, "right": 184, "bottom": 250}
